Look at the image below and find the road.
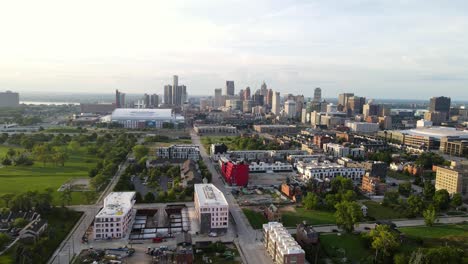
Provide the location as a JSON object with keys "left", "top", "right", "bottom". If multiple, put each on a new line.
{"left": 191, "top": 131, "right": 272, "bottom": 264}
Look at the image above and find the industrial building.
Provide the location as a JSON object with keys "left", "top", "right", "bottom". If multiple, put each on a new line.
{"left": 263, "top": 222, "right": 305, "bottom": 264}
{"left": 94, "top": 192, "right": 136, "bottom": 239}
{"left": 110, "top": 108, "right": 184, "bottom": 128}
{"left": 194, "top": 184, "right": 229, "bottom": 234}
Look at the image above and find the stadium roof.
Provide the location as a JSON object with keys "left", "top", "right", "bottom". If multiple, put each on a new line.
{"left": 111, "top": 108, "right": 173, "bottom": 120}
{"left": 400, "top": 126, "right": 468, "bottom": 139}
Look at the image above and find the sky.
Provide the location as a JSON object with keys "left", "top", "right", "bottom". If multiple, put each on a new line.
{"left": 0, "top": 0, "right": 467, "bottom": 100}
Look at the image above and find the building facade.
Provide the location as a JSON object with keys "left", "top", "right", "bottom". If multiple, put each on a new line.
{"left": 194, "top": 184, "right": 229, "bottom": 234}
{"left": 194, "top": 125, "right": 237, "bottom": 135}
{"left": 94, "top": 192, "right": 136, "bottom": 239}
{"left": 156, "top": 145, "right": 200, "bottom": 161}
{"left": 219, "top": 157, "right": 249, "bottom": 186}
{"left": 435, "top": 162, "right": 468, "bottom": 197}
{"left": 263, "top": 222, "right": 305, "bottom": 264}
{"left": 253, "top": 125, "right": 298, "bottom": 134}
{"left": 297, "top": 161, "right": 365, "bottom": 181}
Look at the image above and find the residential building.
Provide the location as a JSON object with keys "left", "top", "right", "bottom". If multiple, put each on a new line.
{"left": 435, "top": 162, "right": 468, "bottom": 197}
{"left": 297, "top": 161, "right": 365, "bottom": 181}
{"left": 110, "top": 108, "right": 184, "bottom": 128}
{"left": 322, "top": 143, "right": 365, "bottom": 158}
{"left": 194, "top": 125, "right": 237, "bottom": 135}
{"left": 362, "top": 161, "right": 388, "bottom": 178}
{"left": 219, "top": 157, "right": 249, "bottom": 186}
{"left": 313, "top": 134, "right": 332, "bottom": 148}
{"left": 94, "top": 192, "right": 136, "bottom": 239}
{"left": 296, "top": 222, "right": 319, "bottom": 246}
{"left": 287, "top": 154, "right": 325, "bottom": 164}
{"left": 249, "top": 161, "right": 293, "bottom": 173}
{"left": 263, "top": 222, "right": 305, "bottom": 264}
{"left": 194, "top": 184, "right": 229, "bottom": 234}
{"left": 345, "top": 121, "right": 380, "bottom": 133}
{"left": 281, "top": 183, "right": 302, "bottom": 202}
{"left": 156, "top": 145, "right": 200, "bottom": 161}
{"left": 253, "top": 125, "right": 298, "bottom": 134}
{"left": 361, "top": 173, "right": 387, "bottom": 195}
{"left": 264, "top": 204, "right": 281, "bottom": 222}
{"left": 210, "top": 143, "right": 228, "bottom": 155}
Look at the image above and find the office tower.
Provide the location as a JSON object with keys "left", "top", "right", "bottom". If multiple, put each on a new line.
{"left": 326, "top": 103, "right": 337, "bottom": 113}
{"left": 225, "top": 81, "right": 235, "bottom": 96}
{"left": 363, "top": 101, "right": 381, "bottom": 118}
{"left": 252, "top": 94, "right": 264, "bottom": 106}
{"left": 266, "top": 89, "right": 273, "bottom": 107}
{"left": 0, "top": 91, "right": 19, "bottom": 107}
{"left": 181, "top": 85, "right": 187, "bottom": 104}
{"left": 313, "top": 88, "right": 322, "bottom": 102}
{"left": 164, "top": 85, "right": 173, "bottom": 105}
{"left": 172, "top": 75, "right": 182, "bottom": 106}
{"left": 239, "top": 89, "right": 244, "bottom": 100}
{"left": 272, "top": 92, "right": 281, "bottom": 115}
{"left": 244, "top": 87, "right": 251, "bottom": 100}
{"left": 429, "top": 96, "right": 451, "bottom": 120}
{"left": 285, "top": 100, "right": 297, "bottom": 119}
{"left": 144, "top": 93, "right": 150, "bottom": 108}
{"left": 115, "top": 89, "right": 126, "bottom": 108}
{"left": 150, "top": 94, "right": 159, "bottom": 108}
{"left": 214, "top": 88, "right": 223, "bottom": 107}
{"left": 338, "top": 93, "right": 354, "bottom": 110}
{"left": 260, "top": 81, "right": 268, "bottom": 96}
{"left": 348, "top": 96, "right": 366, "bottom": 115}
{"left": 243, "top": 100, "right": 253, "bottom": 113}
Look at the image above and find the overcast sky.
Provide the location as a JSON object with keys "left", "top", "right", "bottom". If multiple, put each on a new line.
{"left": 0, "top": 0, "right": 467, "bottom": 100}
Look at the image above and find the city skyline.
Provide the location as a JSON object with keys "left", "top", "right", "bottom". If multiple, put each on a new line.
{"left": 1, "top": 0, "right": 468, "bottom": 100}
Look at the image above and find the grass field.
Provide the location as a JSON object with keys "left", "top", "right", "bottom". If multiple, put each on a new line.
{"left": 363, "top": 201, "right": 406, "bottom": 220}
{"left": 242, "top": 208, "right": 268, "bottom": 229}
{"left": 320, "top": 233, "right": 372, "bottom": 262}
{"left": 0, "top": 145, "right": 99, "bottom": 205}
{"left": 281, "top": 207, "right": 335, "bottom": 227}
{"left": 399, "top": 224, "right": 468, "bottom": 253}
{"left": 200, "top": 136, "right": 236, "bottom": 152}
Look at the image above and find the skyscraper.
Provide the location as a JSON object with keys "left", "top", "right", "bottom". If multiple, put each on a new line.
{"left": 164, "top": 85, "right": 173, "bottom": 105}
{"left": 239, "top": 89, "right": 244, "bottom": 100}
{"left": 115, "top": 89, "right": 126, "bottom": 108}
{"left": 429, "top": 96, "right": 451, "bottom": 120}
{"left": 172, "top": 75, "right": 182, "bottom": 106}
{"left": 338, "top": 93, "right": 354, "bottom": 110}
{"left": 266, "top": 89, "right": 273, "bottom": 107}
{"left": 313, "top": 88, "right": 322, "bottom": 102}
{"left": 225, "top": 81, "right": 235, "bottom": 96}
{"left": 150, "top": 94, "right": 159, "bottom": 108}
{"left": 348, "top": 96, "right": 366, "bottom": 116}
{"left": 285, "top": 100, "right": 297, "bottom": 119}
{"left": 244, "top": 87, "right": 251, "bottom": 100}
{"left": 214, "top": 88, "right": 223, "bottom": 107}
{"left": 272, "top": 92, "right": 281, "bottom": 115}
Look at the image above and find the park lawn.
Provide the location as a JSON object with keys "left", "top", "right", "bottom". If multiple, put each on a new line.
{"left": 0, "top": 145, "right": 99, "bottom": 206}
{"left": 320, "top": 233, "right": 372, "bottom": 262}
{"left": 200, "top": 136, "right": 236, "bottom": 152}
{"left": 399, "top": 224, "right": 468, "bottom": 252}
{"left": 242, "top": 208, "right": 268, "bottom": 229}
{"left": 363, "top": 201, "right": 406, "bottom": 220}
{"left": 281, "top": 207, "right": 335, "bottom": 227}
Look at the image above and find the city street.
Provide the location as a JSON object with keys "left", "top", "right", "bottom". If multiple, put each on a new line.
{"left": 191, "top": 131, "right": 272, "bottom": 264}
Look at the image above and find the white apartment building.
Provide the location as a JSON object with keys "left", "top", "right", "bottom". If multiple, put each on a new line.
{"left": 345, "top": 121, "right": 380, "bottom": 133}
{"left": 249, "top": 161, "right": 293, "bottom": 173}
{"left": 323, "top": 143, "right": 365, "bottom": 158}
{"left": 94, "top": 192, "right": 136, "bottom": 240}
{"left": 194, "top": 184, "right": 229, "bottom": 234}
{"left": 263, "top": 222, "right": 305, "bottom": 264}
{"left": 287, "top": 154, "right": 326, "bottom": 164}
{"left": 156, "top": 144, "right": 200, "bottom": 161}
{"left": 297, "top": 161, "right": 365, "bottom": 181}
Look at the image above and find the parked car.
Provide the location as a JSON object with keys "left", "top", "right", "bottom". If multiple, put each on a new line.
{"left": 208, "top": 232, "right": 217, "bottom": 237}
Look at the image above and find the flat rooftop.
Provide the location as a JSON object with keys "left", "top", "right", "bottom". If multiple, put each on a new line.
{"left": 400, "top": 126, "right": 468, "bottom": 139}
{"left": 194, "top": 184, "right": 228, "bottom": 207}
{"left": 97, "top": 192, "right": 136, "bottom": 218}
{"left": 111, "top": 108, "right": 174, "bottom": 119}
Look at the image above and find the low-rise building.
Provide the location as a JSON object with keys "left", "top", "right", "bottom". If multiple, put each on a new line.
{"left": 249, "top": 161, "right": 293, "bottom": 173}
{"left": 287, "top": 154, "right": 325, "bottom": 164}
{"left": 194, "top": 184, "right": 229, "bottom": 234}
{"left": 210, "top": 143, "right": 228, "bottom": 155}
{"left": 361, "top": 173, "right": 387, "bottom": 195}
{"left": 280, "top": 183, "right": 302, "bottom": 203}
{"left": 94, "top": 192, "right": 136, "bottom": 240}
{"left": 296, "top": 222, "right": 319, "bottom": 246}
{"left": 345, "top": 121, "right": 380, "bottom": 133}
{"left": 219, "top": 157, "right": 249, "bottom": 186}
{"left": 322, "top": 143, "right": 365, "bottom": 158}
{"left": 297, "top": 161, "right": 365, "bottom": 182}
{"left": 194, "top": 125, "right": 238, "bottom": 135}
{"left": 263, "top": 222, "right": 305, "bottom": 264}
{"left": 264, "top": 204, "right": 281, "bottom": 222}
{"left": 156, "top": 145, "right": 200, "bottom": 161}
{"left": 253, "top": 125, "right": 298, "bottom": 134}
{"left": 440, "top": 137, "right": 468, "bottom": 157}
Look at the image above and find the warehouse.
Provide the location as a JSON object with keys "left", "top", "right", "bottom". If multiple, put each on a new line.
{"left": 110, "top": 108, "right": 184, "bottom": 128}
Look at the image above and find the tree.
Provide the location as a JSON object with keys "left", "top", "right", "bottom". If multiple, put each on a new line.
{"left": 33, "top": 144, "right": 52, "bottom": 166}
{"left": 83, "top": 191, "right": 97, "bottom": 204}
{"left": 135, "top": 192, "right": 143, "bottom": 203}
{"left": 52, "top": 147, "right": 69, "bottom": 166}
{"left": 67, "top": 140, "right": 80, "bottom": 152}
{"left": 6, "top": 148, "right": 16, "bottom": 157}
{"left": 330, "top": 176, "right": 354, "bottom": 194}
{"left": 383, "top": 191, "right": 399, "bottom": 206}
{"left": 132, "top": 145, "right": 149, "bottom": 161}
{"left": 0, "top": 233, "right": 10, "bottom": 249}
{"left": 407, "top": 194, "right": 425, "bottom": 217}
{"left": 369, "top": 224, "right": 400, "bottom": 262}
{"left": 450, "top": 193, "right": 462, "bottom": 208}
{"left": 1, "top": 193, "right": 15, "bottom": 208}
{"left": 423, "top": 181, "right": 435, "bottom": 201}
{"left": 409, "top": 246, "right": 463, "bottom": 264}
{"left": 334, "top": 201, "right": 363, "bottom": 233}
{"left": 423, "top": 205, "right": 436, "bottom": 227}
{"left": 303, "top": 192, "right": 319, "bottom": 210}
{"left": 144, "top": 192, "right": 155, "bottom": 203}
{"left": 433, "top": 189, "right": 450, "bottom": 211}
{"left": 60, "top": 187, "right": 73, "bottom": 206}
{"left": 13, "top": 217, "right": 28, "bottom": 228}
{"left": 398, "top": 181, "right": 412, "bottom": 197}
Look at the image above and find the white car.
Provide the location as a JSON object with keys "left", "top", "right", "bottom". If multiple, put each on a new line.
{"left": 208, "top": 232, "right": 217, "bottom": 237}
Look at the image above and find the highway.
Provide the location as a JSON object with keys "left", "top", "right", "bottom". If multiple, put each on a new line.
{"left": 191, "top": 131, "right": 272, "bottom": 264}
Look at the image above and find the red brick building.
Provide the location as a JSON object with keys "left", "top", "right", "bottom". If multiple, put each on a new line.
{"left": 219, "top": 157, "right": 249, "bottom": 186}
